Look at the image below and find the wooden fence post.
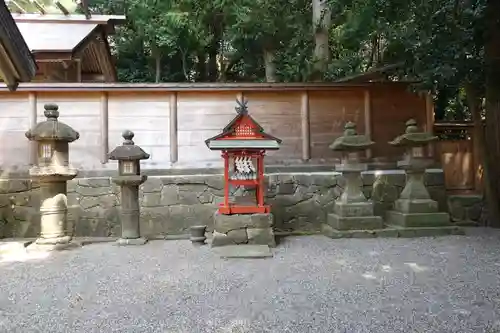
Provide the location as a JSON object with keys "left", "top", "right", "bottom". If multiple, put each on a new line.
{"left": 99, "top": 91, "right": 109, "bottom": 164}
{"left": 28, "top": 92, "right": 37, "bottom": 165}
{"left": 301, "top": 91, "right": 311, "bottom": 161}
{"left": 169, "top": 92, "right": 178, "bottom": 164}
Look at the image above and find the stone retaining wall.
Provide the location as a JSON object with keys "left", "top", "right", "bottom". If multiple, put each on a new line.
{"left": 0, "top": 169, "right": 446, "bottom": 238}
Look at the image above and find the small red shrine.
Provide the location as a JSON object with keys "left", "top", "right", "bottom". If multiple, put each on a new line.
{"left": 205, "top": 98, "right": 282, "bottom": 215}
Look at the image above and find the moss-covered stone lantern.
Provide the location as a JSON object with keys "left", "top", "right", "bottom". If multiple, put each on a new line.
{"left": 323, "top": 122, "right": 383, "bottom": 235}
{"left": 108, "top": 130, "right": 150, "bottom": 245}
{"left": 25, "top": 103, "right": 79, "bottom": 251}
{"left": 386, "top": 119, "right": 451, "bottom": 228}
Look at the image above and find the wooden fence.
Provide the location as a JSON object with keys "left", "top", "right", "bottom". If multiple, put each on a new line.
{"left": 0, "top": 82, "right": 431, "bottom": 171}
{"left": 433, "top": 122, "right": 482, "bottom": 193}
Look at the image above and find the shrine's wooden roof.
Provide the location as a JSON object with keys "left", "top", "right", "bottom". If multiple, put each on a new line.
{"left": 0, "top": 2, "right": 36, "bottom": 90}
{"left": 205, "top": 100, "right": 282, "bottom": 150}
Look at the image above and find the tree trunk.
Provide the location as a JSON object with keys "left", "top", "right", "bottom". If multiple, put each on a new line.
{"left": 465, "top": 83, "right": 486, "bottom": 215}
{"left": 263, "top": 48, "right": 277, "bottom": 82}
{"left": 196, "top": 52, "right": 207, "bottom": 82}
{"left": 207, "top": 12, "right": 223, "bottom": 82}
{"left": 152, "top": 45, "right": 161, "bottom": 83}
{"left": 483, "top": 0, "right": 500, "bottom": 227}
{"left": 311, "top": 0, "right": 331, "bottom": 80}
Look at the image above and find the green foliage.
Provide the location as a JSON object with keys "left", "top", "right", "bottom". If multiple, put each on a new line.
{"left": 86, "top": 0, "right": 489, "bottom": 120}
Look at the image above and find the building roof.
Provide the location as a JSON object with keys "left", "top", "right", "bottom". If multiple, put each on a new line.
{"left": 12, "top": 14, "right": 126, "bottom": 82}
{"left": 16, "top": 22, "right": 98, "bottom": 52}
{"left": 10, "top": 13, "right": 126, "bottom": 26}
{"left": 0, "top": 2, "right": 36, "bottom": 90}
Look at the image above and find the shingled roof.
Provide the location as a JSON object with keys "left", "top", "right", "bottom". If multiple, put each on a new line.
{"left": 12, "top": 13, "right": 126, "bottom": 82}
{"left": 0, "top": 2, "right": 36, "bottom": 90}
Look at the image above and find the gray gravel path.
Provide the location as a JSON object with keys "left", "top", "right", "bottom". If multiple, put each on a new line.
{"left": 2, "top": 229, "right": 500, "bottom": 333}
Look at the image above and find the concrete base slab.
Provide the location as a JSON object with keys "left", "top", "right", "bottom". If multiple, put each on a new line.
{"left": 114, "top": 237, "right": 148, "bottom": 246}
{"left": 213, "top": 245, "right": 273, "bottom": 259}
{"left": 27, "top": 241, "right": 81, "bottom": 252}
{"left": 386, "top": 210, "right": 451, "bottom": 228}
{"left": 327, "top": 213, "right": 384, "bottom": 230}
{"left": 322, "top": 224, "right": 464, "bottom": 239}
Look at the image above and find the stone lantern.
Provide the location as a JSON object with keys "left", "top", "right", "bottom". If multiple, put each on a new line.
{"left": 323, "top": 122, "right": 383, "bottom": 235}
{"left": 108, "top": 130, "right": 150, "bottom": 245}
{"left": 25, "top": 103, "right": 79, "bottom": 251}
{"left": 386, "top": 119, "right": 451, "bottom": 228}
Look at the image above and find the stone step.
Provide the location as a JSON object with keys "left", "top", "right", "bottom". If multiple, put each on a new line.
{"left": 213, "top": 245, "right": 273, "bottom": 258}
{"left": 322, "top": 223, "right": 464, "bottom": 239}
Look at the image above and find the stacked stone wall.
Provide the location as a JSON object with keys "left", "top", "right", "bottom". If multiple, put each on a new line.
{"left": 0, "top": 169, "right": 447, "bottom": 238}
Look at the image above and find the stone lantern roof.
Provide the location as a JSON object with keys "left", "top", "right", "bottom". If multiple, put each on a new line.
{"left": 389, "top": 119, "right": 438, "bottom": 147}
{"left": 25, "top": 103, "right": 79, "bottom": 142}
{"left": 329, "top": 122, "right": 374, "bottom": 151}
{"left": 108, "top": 130, "right": 150, "bottom": 161}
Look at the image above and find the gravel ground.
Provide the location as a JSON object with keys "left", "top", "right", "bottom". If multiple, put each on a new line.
{"left": 1, "top": 229, "right": 500, "bottom": 333}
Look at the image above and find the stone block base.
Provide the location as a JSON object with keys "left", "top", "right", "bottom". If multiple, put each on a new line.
{"left": 327, "top": 213, "right": 383, "bottom": 231}
{"left": 212, "top": 213, "right": 275, "bottom": 248}
{"left": 114, "top": 237, "right": 148, "bottom": 246}
{"left": 394, "top": 199, "right": 438, "bottom": 214}
{"left": 386, "top": 210, "right": 450, "bottom": 228}
{"left": 322, "top": 224, "right": 464, "bottom": 239}
{"left": 334, "top": 201, "right": 374, "bottom": 217}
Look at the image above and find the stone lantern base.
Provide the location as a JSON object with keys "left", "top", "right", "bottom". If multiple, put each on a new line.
{"left": 115, "top": 237, "right": 148, "bottom": 246}
{"left": 27, "top": 238, "right": 81, "bottom": 252}
{"left": 211, "top": 212, "right": 276, "bottom": 248}
{"left": 386, "top": 198, "right": 451, "bottom": 228}
{"left": 326, "top": 201, "right": 384, "bottom": 231}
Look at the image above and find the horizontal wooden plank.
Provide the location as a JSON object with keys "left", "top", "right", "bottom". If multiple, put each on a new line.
{"left": 0, "top": 131, "right": 30, "bottom": 167}
{"left": 108, "top": 130, "right": 170, "bottom": 148}
{"left": 36, "top": 100, "right": 100, "bottom": 118}
{"left": 0, "top": 118, "right": 30, "bottom": 131}
{"left": 109, "top": 95, "right": 170, "bottom": 118}
{"left": 1, "top": 82, "right": 416, "bottom": 93}
{"left": 108, "top": 116, "right": 170, "bottom": 133}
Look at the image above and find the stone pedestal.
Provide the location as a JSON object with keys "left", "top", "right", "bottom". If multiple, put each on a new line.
{"left": 211, "top": 213, "right": 275, "bottom": 248}
{"left": 386, "top": 161, "right": 450, "bottom": 228}
{"left": 112, "top": 175, "right": 148, "bottom": 246}
{"left": 324, "top": 163, "right": 383, "bottom": 233}
{"left": 28, "top": 177, "right": 79, "bottom": 251}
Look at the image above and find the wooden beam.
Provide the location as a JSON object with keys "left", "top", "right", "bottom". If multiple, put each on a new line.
{"left": 34, "top": 52, "right": 73, "bottom": 61}
{"left": 300, "top": 91, "right": 311, "bottom": 160}
{"left": 0, "top": 81, "right": 417, "bottom": 93}
{"left": 75, "top": 58, "right": 82, "bottom": 82}
{"left": 364, "top": 89, "right": 372, "bottom": 159}
{"left": 99, "top": 91, "right": 108, "bottom": 164}
{"left": 10, "top": 1, "right": 26, "bottom": 13}
{"left": 32, "top": 0, "right": 46, "bottom": 14}
{"left": 28, "top": 92, "right": 37, "bottom": 165}
{"left": 425, "top": 92, "right": 435, "bottom": 158}
{"left": 169, "top": 92, "right": 178, "bottom": 164}
{"left": 55, "top": 1, "right": 70, "bottom": 15}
